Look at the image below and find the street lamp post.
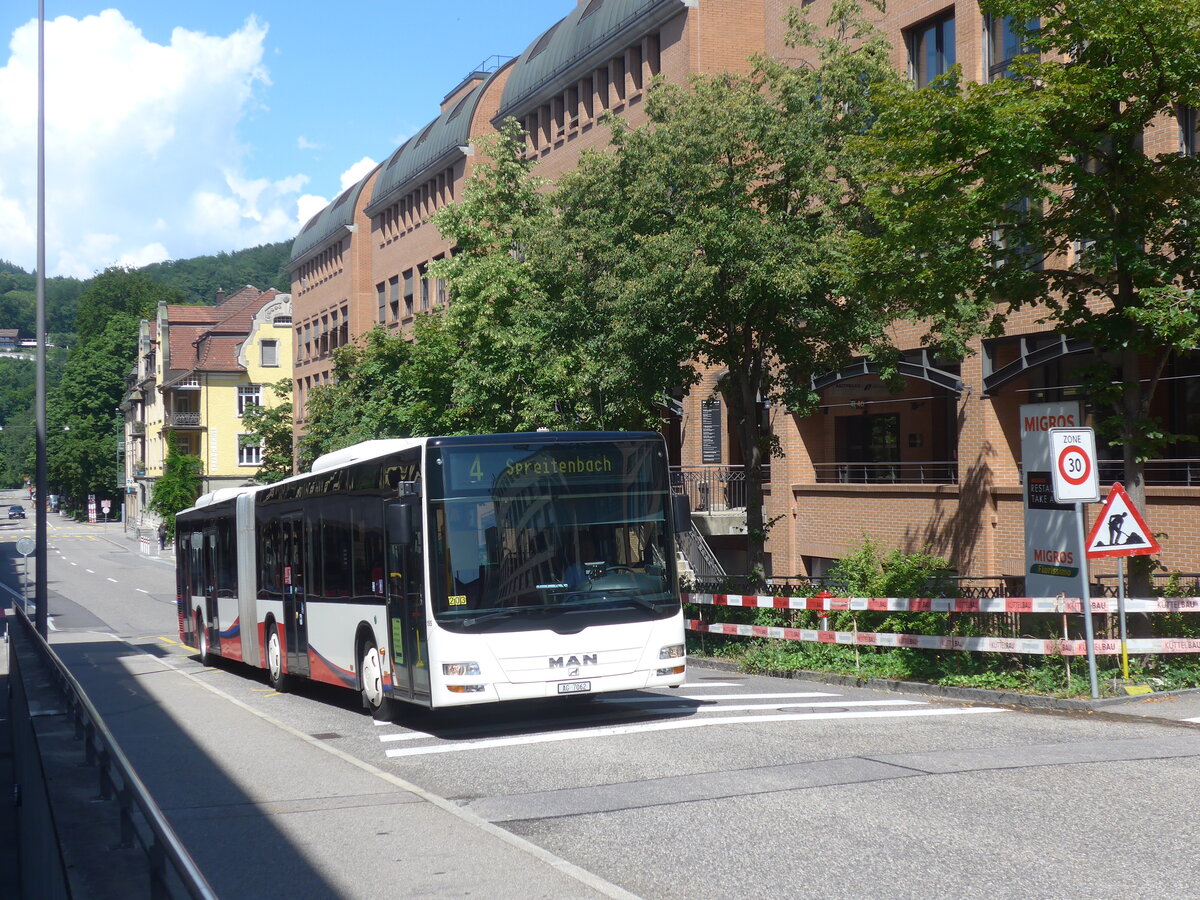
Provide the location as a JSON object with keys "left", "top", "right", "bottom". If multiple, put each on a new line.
{"left": 35, "top": 0, "right": 48, "bottom": 638}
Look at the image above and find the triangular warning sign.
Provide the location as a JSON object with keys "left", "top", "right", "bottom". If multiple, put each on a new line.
{"left": 1085, "top": 483, "right": 1161, "bottom": 559}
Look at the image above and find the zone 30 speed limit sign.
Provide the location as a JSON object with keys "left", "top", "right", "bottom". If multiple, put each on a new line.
{"left": 1048, "top": 427, "right": 1100, "bottom": 503}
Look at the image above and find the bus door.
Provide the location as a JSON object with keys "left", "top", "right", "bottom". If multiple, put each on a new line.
{"left": 281, "top": 513, "right": 310, "bottom": 678}
{"left": 202, "top": 525, "right": 219, "bottom": 652}
{"left": 385, "top": 498, "right": 429, "bottom": 702}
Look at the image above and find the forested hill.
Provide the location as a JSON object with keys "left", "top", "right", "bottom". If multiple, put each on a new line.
{"left": 136, "top": 240, "right": 292, "bottom": 305}
{"left": 0, "top": 239, "right": 294, "bottom": 338}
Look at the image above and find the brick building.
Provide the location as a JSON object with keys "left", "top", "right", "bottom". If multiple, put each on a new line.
{"left": 288, "top": 0, "right": 1200, "bottom": 587}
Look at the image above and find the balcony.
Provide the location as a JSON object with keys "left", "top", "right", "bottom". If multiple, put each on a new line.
{"left": 167, "top": 412, "right": 203, "bottom": 427}
{"left": 673, "top": 466, "right": 747, "bottom": 512}
{"left": 813, "top": 461, "right": 958, "bottom": 485}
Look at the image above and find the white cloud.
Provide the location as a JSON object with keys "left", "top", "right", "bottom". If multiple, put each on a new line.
{"left": 297, "top": 136, "right": 319, "bottom": 151}
{"left": 296, "top": 194, "right": 328, "bottom": 229}
{"left": 0, "top": 10, "right": 313, "bottom": 277}
{"left": 340, "top": 156, "right": 376, "bottom": 191}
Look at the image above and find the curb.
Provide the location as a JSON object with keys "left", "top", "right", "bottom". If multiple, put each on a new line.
{"left": 686, "top": 656, "right": 1200, "bottom": 723}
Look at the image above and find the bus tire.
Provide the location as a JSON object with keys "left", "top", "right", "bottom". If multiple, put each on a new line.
{"left": 266, "top": 621, "right": 289, "bottom": 693}
{"left": 196, "top": 613, "right": 212, "bottom": 667}
{"left": 359, "top": 637, "right": 392, "bottom": 721}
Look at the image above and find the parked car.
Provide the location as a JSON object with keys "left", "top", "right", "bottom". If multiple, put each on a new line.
{"left": 8, "top": 505, "right": 26, "bottom": 519}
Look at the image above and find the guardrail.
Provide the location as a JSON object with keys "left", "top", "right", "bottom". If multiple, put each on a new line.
{"left": 10, "top": 605, "right": 216, "bottom": 899}
{"left": 684, "top": 591, "right": 1200, "bottom": 657}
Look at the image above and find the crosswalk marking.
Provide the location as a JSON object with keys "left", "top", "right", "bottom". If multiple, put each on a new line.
{"left": 375, "top": 685, "right": 1008, "bottom": 760}
{"left": 383, "top": 707, "right": 1007, "bottom": 758}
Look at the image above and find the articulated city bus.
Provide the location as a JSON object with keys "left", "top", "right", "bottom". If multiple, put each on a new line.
{"left": 176, "top": 432, "right": 688, "bottom": 714}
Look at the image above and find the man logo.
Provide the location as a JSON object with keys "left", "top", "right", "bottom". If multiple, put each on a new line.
{"left": 548, "top": 654, "right": 598, "bottom": 668}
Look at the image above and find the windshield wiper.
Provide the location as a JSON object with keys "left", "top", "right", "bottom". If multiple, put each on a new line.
{"left": 461, "top": 604, "right": 557, "bottom": 627}
{"left": 560, "top": 587, "right": 670, "bottom": 613}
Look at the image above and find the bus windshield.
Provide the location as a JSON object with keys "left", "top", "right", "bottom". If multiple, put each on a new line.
{"left": 429, "top": 440, "right": 679, "bottom": 631}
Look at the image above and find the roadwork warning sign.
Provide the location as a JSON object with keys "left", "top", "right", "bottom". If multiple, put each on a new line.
{"left": 1085, "top": 483, "right": 1161, "bottom": 559}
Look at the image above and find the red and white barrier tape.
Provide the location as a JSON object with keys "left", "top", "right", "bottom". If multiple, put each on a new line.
{"left": 684, "top": 593, "right": 1200, "bottom": 615}
{"left": 685, "top": 619, "right": 1200, "bottom": 656}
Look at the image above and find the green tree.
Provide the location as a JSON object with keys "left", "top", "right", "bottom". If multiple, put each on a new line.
{"left": 429, "top": 122, "right": 696, "bottom": 433}
{"left": 240, "top": 378, "right": 295, "bottom": 484}
{"left": 149, "top": 433, "right": 202, "bottom": 541}
{"left": 857, "top": 0, "right": 1200, "bottom": 593}
{"left": 545, "top": 1, "right": 904, "bottom": 582}
{"left": 47, "top": 269, "right": 183, "bottom": 506}
{"left": 300, "top": 320, "right": 460, "bottom": 463}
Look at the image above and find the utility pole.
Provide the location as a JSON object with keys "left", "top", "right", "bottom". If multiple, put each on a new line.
{"left": 35, "top": 0, "right": 48, "bottom": 638}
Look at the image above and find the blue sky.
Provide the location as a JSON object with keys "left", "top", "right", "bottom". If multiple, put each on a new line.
{"left": 0, "top": 1, "right": 576, "bottom": 278}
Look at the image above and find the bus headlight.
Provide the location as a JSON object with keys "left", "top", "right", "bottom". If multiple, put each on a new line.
{"left": 442, "top": 662, "right": 481, "bottom": 676}
{"left": 658, "top": 644, "right": 684, "bottom": 660}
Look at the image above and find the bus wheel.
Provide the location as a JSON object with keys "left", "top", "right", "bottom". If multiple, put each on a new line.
{"left": 196, "top": 614, "right": 212, "bottom": 666}
{"left": 266, "top": 623, "right": 289, "bottom": 693}
{"left": 359, "top": 640, "right": 391, "bottom": 721}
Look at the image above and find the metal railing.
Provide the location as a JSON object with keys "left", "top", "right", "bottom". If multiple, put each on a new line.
{"left": 1097, "top": 459, "right": 1200, "bottom": 486}
{"left": 812, "top": 461, "right": 958, "bottom": 485}
{"left": 677, "top": 524, "right": 727, "bottom": 580}
{"left": 167, "top": 412, "right": 202, "bottom": 427}
{"left": 10, "top": 606, "right": 217, "bottom": 899}
{"left": 672, "top": 466, "right": 749, "bottom": 511}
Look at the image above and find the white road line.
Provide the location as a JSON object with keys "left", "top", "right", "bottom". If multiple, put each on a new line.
{"left": 136, "top": 589, "right": 149, "bottom": 594}
{"left": 385, "top": 707, "right": 1008, "bottom": 758}
{"left": 85, "top": 568, "right": 94, "bottom": 573}
{"left": 1184, "top": 716, "right": 1200, "bottom": 723}
{"left": 643, "top": 699, "right": 927, "bottom": 714}
{"left": 107, "top": 577, "right": 118, "bottom": 583}
{"left": 682, "top": 681, "right": 741, "bottom": 687}
{"left": 379, "top": 732, "right": 433, "bottom": 743}
{"left": 600, "top": 692, "right": 838, "bottom": 702}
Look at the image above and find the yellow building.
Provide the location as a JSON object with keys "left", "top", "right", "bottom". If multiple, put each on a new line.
{"left": 126, "top": 286, "right": 293, "bottom": 527}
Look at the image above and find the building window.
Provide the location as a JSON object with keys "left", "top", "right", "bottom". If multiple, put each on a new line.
{"left": 238, "top": 435, "right": 262, "bottom": 466}
{"left": 389, "top": 276, "right": 400, "bottom": 321}
{"left": 261, "top": 339, "right": 279, "bottom": 367}
{"left": 377, "top": 282, "right": 386, "bottom": 323}
{"left": 419, "top": 264, "right": 430, "bottom": 310}
{"left": 403, "top": 269, "right": 414, "bottom": 318}
{"left": 908, "top": 11, "right": 956, "bottom": 88}
{"left": 237, "top": 384, "right": 261, "bottom": 416}
{"left": 1180, "top": 106, "right": 1198, "bottom": 156}
{"left": 986, "top": 15, "right": 1037, "bottom": 81}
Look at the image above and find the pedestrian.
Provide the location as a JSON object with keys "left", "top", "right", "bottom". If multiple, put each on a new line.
{"left": 157, "top": 522, "right": 167, "bottom": 550}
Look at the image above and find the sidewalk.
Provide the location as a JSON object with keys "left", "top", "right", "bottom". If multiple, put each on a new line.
{"left": 0, "top": 628, "right": 19, "bottom": 898}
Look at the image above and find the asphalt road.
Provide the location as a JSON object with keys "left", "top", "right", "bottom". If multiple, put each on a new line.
{"left": 3, "top": 495, "right": 1200, "bottom": 898}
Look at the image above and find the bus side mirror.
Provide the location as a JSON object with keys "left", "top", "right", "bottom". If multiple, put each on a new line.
{"left": 671, "top": 492, "right": 691, "bottom": 534}
{"left": 387, "top": 503, "right": 413, "bottom": 546}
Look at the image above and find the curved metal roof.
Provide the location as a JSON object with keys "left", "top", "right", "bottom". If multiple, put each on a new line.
{"left": 368, "top": 74, "right": 499, "bottom": 213}
{"left": 497, "top": 0, "right": 682, "bottom": 119}
{"left": 289, "top": 171, "right": 374, "bottom": 264}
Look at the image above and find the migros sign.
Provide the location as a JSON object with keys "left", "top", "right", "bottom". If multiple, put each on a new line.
{"left": 1023, "top": 412, "right": 1078, "bottom": 433}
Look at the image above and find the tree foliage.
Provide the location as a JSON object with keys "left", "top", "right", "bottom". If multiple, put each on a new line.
{"left": 539, "top": 1, "right": 905, "bottom": 581}
{"left": 240, "top": 378, "right": 296, "bottom": 484}
{"left": 300, "top": 321, "right": 460, "bottom": 463}
{"left": 856, "top": 0, "right": 1200, "bottom": 516}
{"left": 149, "top": 432, "right": 202, "bottom": 540}
{"left": 136, "top": 241, "right": 292, "bottom": 304}
{"left": 47, "top": 269, "right": 184, "bottom": 506}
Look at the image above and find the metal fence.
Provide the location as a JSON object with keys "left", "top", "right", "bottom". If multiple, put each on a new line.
{"left": 812, "top": 461, "right": 958, "bottom": 484}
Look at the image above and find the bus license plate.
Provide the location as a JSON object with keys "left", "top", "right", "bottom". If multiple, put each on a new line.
{"left": 557, "top": 680, "right": 591, "bottom": 694}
